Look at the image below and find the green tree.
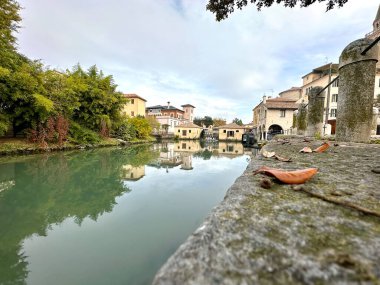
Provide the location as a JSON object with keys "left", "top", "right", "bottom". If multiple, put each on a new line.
{"left": 232, "top": 118, "right": 243, "bottom": 125}
{"left": 68, "top": 64, "right": 126, "bottom": 132}
{"left": 206, "top": 0, "right": 349, "bottom": 21}
{"left": 0, "top": 0, "right": 22, "bottom": 69}
{"left": 193, "top": 116, "right": 213, "bottom": 127}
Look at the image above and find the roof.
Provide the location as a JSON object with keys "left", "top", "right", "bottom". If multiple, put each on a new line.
{"left": 218, "top": 123, "right": 246, "bottom": 129}
{"left": 279, "top": 87, "right": 302, "bottom": 94}
{"left": 265, "top": 97, "right": 298, "bottom": 109}
{"left": 146, "top": 105, "right": 184, "bottom": 112}
{"left": 123, "top": 93, "right": 147, "bottom": 102}
{"left": 181, "top": 104, "right": 196, "bottom": 108}
{"left": 374, "top": 4, "right": 380, "bottom": 24}
{"left": 175, "top": 122, "right": 202, "bottom": 129}
{"left": 302, "top": 63, "right": 339, "bottom": 78}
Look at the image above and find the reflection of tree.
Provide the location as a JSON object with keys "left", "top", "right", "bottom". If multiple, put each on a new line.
{"left": 0, "top": 145, "right": 158, "bottom": 285}
{"left": 193, "top": 149, "right": 213, "bottom": 160}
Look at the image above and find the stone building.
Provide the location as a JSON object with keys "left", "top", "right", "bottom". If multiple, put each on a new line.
{"left": 252, "top": 96, "right": 298, "bottom": 140}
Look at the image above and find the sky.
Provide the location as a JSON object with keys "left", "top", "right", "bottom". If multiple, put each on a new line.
{"left": 17, "top": 0, "right": 378, "bottom": 123}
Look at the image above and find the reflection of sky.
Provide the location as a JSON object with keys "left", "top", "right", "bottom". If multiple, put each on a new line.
{"left": 22, "top": 149, "right": 249, "bottom": 285}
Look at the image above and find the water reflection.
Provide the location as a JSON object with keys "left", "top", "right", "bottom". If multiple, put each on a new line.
{"left": 0, "top": 142, "right": 249, "bottom": 285}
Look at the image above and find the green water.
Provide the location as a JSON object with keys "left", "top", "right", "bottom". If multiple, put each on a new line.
{"left": 0, "top": 142, "right": 250, "bottom": 285}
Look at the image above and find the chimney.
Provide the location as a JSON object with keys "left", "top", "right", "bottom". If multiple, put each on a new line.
{"left": 167, "top": 101, "right": 170, "bottom": 109}
{"left": 263, "top": 95, "right": 267, "bottom": 104}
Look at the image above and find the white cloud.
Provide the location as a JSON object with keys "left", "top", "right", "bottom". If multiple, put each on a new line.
{"left": 17, "top": 0, "right": 378, "bottom": 122}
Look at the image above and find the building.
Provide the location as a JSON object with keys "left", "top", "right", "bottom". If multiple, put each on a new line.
{"left": 122, "top": 94, "right": 147, "bottom": 117}
{"left": 146, "top": 102, "right": 195, "bottom": 134}
{"left": 300, "top": 63, "right": 340, "bottom": 133}
{"left": 252, "top": 96, "right": 298, "bottom": 140}
{"left": 217, "top": 123, "right": 246, "bottom": 141}
{"left": 174, "top": 122, "right": 203, "bottom": 139}
{"left": 181, "top": 104, "right": 195, "bottom": 122}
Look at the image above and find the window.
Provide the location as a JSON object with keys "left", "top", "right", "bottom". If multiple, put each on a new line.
{"left": 227, "top": 131, "right": 234, "bottom": 137}
{"left": 178, "top": 130, "right": 180, "bottom": 133}
{"left": 227, "top": 145, "right": 234, "bottom": 152}
{"left": 330, "top": 109, "right": 337, "bottom": 118}
{"left": 332, "top": 78, "right": 339, "bottom": 87}
{"left": 331, "top": 94, "right": 338, "bottom": 102}
{"left": 236, "top": 130, "right": 239, "bottom": 133}
{"left": 223, "top": 130, "right": 226, "bottom": 133}
{"left": 189, "top": 130, "right": 192, "bottom": 133}
{"left": 131, "top": 111, "right": 135, "bottom": 116}
{"left": 131, "top": 99, "right": 134, "bottom": 104}
{"left": 378, "top": 78, "right": 380, "bottom": 87}
{"left": 182, "top": 130, "right": 187, "bottom": 136}
{"left": 264, "top": 110, "right": 267, "bottom": 118}
{"left": 280, "top": 110, "right": 285, "bottom": 117}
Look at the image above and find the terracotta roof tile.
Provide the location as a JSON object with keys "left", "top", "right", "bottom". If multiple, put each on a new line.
{"left": 124, "top": 94, "right": 147, "bottom": 102}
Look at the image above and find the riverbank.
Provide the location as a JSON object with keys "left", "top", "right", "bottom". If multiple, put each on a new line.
{"left": 0, "top": 137, "right": 156, "bottom": 156}
{"left": 153, "top": 137, "right": 380, "bottom": 284}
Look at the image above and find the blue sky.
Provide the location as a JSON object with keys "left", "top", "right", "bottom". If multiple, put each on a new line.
{"left": 17, "top": 0, "right": 378, "bottom": 123}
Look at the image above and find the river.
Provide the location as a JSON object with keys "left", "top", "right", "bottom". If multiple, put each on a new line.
{"left": 0, "top": 141, "right": 251, "bottom": 285}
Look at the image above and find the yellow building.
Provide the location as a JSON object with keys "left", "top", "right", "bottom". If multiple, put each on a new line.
{"left": 217, "top": 123, "right": 246, "bottom": 141}
{"left": 174, "top": 122, "right": 202, "bottom": 139}
{"left": 122, "top": 94, "right": 147, "bottom": 117}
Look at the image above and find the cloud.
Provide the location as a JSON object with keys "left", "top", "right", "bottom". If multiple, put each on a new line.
{"left": 17, "top": 0, "right": 378, "bottom": 122}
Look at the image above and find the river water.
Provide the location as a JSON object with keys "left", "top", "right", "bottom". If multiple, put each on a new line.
{"left": 0, "top": 141, "right": 251, "bottom": 285}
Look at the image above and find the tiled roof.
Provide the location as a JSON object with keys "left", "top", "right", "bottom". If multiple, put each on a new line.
{"left": 218, "top": 123, "right": 246, "bottom": 129}
{"left": 265, "top": 98, "right": 298, "bottom": 109}
{"left": 146, "top": 105, "right": 184, "bottom": 112}
{"left": 175, "top": 122, "right": 202, "bottom": 129}
{"left": 123, "top": 94, "right": 147, "bottom": 102}
{"left": 181, "top": 104, "right": 196, "bottom": 108}
{"left": 279, "top": 87, "right": 301, "bottom": 94}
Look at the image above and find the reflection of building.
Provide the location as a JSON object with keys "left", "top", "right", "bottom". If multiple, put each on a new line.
{"left": 121, "top": 165, "right": 145, "bottom": 181}
{"left": 217, "top": 142, "right": 244, "bottom": 156}
{"left": 174, "top": 141, "right": 203, "bottom": 152}
{"left": 122, "top": 94, "right": 147, "bottom": 117}
{"left": 181, "top": 154, "right": 193, "bottom": 170}
{"left": 217, "top": 123, "right": 246, "bottom": 141}
{"left": 174, "top": 123, "right": 203, "bottom": 139}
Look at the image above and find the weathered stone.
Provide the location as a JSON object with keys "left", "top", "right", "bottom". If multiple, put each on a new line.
{"left": 153, "top": 139, "right": 380, "bottom": 285}
{"left": 306, "top": 87, "right": 325, "bottom": 137}
{"left": 336, "top": 38, "right": 378, "bottom": 142}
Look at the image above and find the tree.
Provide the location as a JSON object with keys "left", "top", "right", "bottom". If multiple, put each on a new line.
{"left": 232, "top": 118, "right": 243, "bottom": 125}
{"left": 0, "top": 0, "right": 22, "bottom": 68}
{"left": 206, "top": 0, "right": 349, "bottom": 21}
{"left": 193, "top": 116, "right": 213, "bottom": 127}
{"left": 213, "top": 118, "right": 226, "bottom": 127}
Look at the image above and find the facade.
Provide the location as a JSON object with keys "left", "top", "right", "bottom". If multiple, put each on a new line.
{"left": 122, "top": 94, "right": 147, "bottom": 117}
{"left": 174, "top": 122, "right": 203, "bottom": 139}
{"left": 252, "top": 96, "right": 298, "bottom": 140}
{"left": 217, "top": 123, "right": 246, "bottom": 141}
{"left": 300, "top": 63, "right": 340, "bottom": 133}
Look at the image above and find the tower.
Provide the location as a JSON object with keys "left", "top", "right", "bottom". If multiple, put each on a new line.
{"left": 366, "top": 4, "right": 380, "bottom": 68}
{"left": 181, "top": 104, "right": 195, "bottom": 122}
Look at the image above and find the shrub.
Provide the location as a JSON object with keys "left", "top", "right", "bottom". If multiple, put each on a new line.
{"left": 68, "top": 121, "right": 101, "bottom": 144}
